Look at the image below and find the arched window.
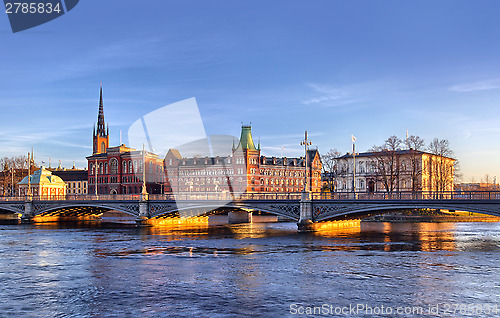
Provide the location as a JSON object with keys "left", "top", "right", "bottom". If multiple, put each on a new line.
{"left": 100, "top": 142, "right": 105, "bottom": 153}
{"left": 110, "top": 158, "right": 118, "bottom": 174}
{"left": 123, "top": 161, "right": 127, "bottom": 174}
{"left": 129, "top": 161, "right": 133, "bottom": 174}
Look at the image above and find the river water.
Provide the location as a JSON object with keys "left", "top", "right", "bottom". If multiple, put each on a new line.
{"left": 1, "top": 221, "right": 500, "bottom": 317}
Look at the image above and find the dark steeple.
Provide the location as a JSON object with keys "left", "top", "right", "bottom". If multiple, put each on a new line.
{"left": 92, "top": 83, "right": 110, "bottom": 155}
{"left": 96, "top": 84, "right": 107, "bottom": 137}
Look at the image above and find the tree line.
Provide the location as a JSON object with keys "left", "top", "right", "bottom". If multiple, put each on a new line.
{"left": 0, "top": 155, "right": 36, "bottom": 196}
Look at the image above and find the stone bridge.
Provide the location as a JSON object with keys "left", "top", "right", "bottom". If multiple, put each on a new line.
{"left": 1, "top": 191, "right": 500, "bottom": 231}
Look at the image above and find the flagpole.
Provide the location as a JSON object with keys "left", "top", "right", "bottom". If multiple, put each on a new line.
{"left": 351, "top": 135, "right": 357, "bottom": 198}
{"left": 353, "top": 140, "right": 356, "bottom": 195}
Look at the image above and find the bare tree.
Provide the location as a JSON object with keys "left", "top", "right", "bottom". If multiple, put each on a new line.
{"left": 321, "top": 148, "right": 341, "bottom": 191}
{"left": 0, "top": 155, "right": 32, "bottom": 196}
{"left": 484, "top": 174, "right": 490, "bottom": 185}
{"left": 427, "top": 138, "right": 455, "bottom": 192}
{"left": 369, "top": 135, "right": 402, "bottom": 192}
{"left": 403, "top": 135, "right": 425, "bottom": 191}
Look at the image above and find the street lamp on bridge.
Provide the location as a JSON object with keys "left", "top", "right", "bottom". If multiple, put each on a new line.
{"left": 300, "top": 131, "right": 312, "bottom": 193}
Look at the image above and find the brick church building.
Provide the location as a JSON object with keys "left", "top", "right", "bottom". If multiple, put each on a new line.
{"left": 86, "top": 86, "right": 164, "bottom": 195}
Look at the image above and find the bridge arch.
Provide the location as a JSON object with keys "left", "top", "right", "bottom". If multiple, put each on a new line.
{"left": 0, "top": 205, "right": 25, "bottom": 214}
{"left": 32, "top": 202, "right": 140, "bottom": 218}
{"left": 150, "top": 202, "right": 300, "bottom": 221}
{"left": 315, "top": 203, "right": 500, "bottom": 222}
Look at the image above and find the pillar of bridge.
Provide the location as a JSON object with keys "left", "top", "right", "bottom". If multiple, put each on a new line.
{"left": 136, "top": 194, "right": 152, "bottom": 227}
{"left": 228, "top": 210, "right": 253, "bottom": 224}
{"left": 297, "top": 191, "right": 316, "bottom": 232}
{"left": 21, "top": 196, "right": 34, "bottom": 224}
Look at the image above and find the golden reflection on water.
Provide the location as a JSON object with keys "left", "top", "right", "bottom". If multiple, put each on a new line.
{"left": 359, "top": 222, "right": 457, "bottom": 251}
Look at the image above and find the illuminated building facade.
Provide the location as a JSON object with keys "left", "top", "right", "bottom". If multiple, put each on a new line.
{"left": 86, "top": 87, "right": 164, "bottom": 195}
{"left": 164, "top": 125, "right": 322, "bottom": 193}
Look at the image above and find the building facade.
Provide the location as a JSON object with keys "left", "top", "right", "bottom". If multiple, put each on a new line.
{"left": 52, "top": 169, "right": 88, "bottom": 195}
{"left": 18, "top": 167, "right": 67, "bottom": 197}
{"left": 86, "top": 87, "right": 164, "bottom": 195}
{"left": 333, "top": 149, "right": 455, "bottom": 193}
{"left": 164, "top": 125, "right": 322, "bottom": 194}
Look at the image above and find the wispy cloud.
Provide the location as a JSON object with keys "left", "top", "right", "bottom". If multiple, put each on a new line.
{"left": 302, "top": 83, "right": 354, "bottom": 106}
{"left": 449, "top": 79, "right": 500, "bottom": 92}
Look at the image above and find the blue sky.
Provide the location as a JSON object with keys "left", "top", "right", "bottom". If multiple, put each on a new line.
{"left": 1, "top": 1, "right": 500, "bottom": 182}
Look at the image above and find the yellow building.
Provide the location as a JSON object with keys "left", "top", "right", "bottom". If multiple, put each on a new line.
{"left": 18, "top": 167, "right": 67, "bottom": 198}
{"left": 334, "top": 149, "right": 455, "bottom": 193}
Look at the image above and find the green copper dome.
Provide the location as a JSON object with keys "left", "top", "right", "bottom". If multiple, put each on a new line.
{"left": 236, "top": 125, "right": 256, "bottom": 151}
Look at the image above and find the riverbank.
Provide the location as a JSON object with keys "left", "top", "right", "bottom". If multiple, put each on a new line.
{"left": 363, "top": 213, "right": 500, "bottom": 223}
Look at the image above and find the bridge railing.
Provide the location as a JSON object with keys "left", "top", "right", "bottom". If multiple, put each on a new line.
{"left": 311, "top": 191, "right": 500, "bottom": 200}
{"left": 1, "top": 191, "right": 500, "bottom": 202}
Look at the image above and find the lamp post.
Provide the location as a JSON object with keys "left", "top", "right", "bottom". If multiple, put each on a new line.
{"left": 300, "top": 131, "right": 312, "bottom": 193}
{"left": 10, "top": 167, "right": 14, "bottom": 197}
{"left": 27, "top": 152, "right": 31, "bottom": 197}
{"left": 95, "top": 159, "right": 98, "bottom": 196}
{"left": 350, "top": 135, "right": 358, "bottom": 199}
{"left": 141, "top": 144, "right": 148, "bottom": 195}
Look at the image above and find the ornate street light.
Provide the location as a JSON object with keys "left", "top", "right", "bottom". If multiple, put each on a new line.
{"left": 300, "top": 131, "right": 312, "bottom": 193}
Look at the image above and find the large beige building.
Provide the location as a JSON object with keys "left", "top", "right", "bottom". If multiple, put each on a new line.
{"left": 333, "top": 149, "right": 455, "bottom": 193}
{"left": 18, "top": 167, "right": 67, "bottom": 198}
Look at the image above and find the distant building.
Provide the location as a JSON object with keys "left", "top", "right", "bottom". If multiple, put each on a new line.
{"left": 333, "top": 149, "right": 455, "bottom": 193}
{"left": 18, "top": 167, "right": 67, "bottom": 197}
{"left": 455, "top": 182, "right": 499, "bottom": 192}
{"left": 52, "top": 169, "right": 88, "bottom": 195}
{"left": 164, "top": 125, "right": 322, "bottom": 193}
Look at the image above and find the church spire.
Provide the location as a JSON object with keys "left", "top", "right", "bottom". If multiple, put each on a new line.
{"left": 96, "top": 83, "right": 106, "bottom": 137}
{"left": 92, "top": 83, "right": 110, "bottom": 154}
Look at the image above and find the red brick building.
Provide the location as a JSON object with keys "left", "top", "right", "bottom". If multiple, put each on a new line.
{"left": 164, "top": 125, "right": 322, "bottom": 194}
{"left": 86, "top": 87, "right": 164, "bottom": 195}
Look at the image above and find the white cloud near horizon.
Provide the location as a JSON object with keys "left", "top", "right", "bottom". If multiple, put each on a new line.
{"left": 449, "top": 79, "right": 500, "bottom": 92}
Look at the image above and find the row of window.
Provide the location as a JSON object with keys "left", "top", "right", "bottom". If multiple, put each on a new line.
{"left": 178, "top": 177, "right": 245, "bottom": 184}
{"left": 338, "top": 160, "right": 423, "bottom": 174}
{"left": 178, "top": 169, "right": 235, "bottom": 176}
{"left": 91, "top": 159, "right": 164, "bottom": 175}
{"left": 67, "top": 181, "right": 86, "bottom": 189}
{"left": 260, "top": 169, "right": 305, "bottom": 177}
